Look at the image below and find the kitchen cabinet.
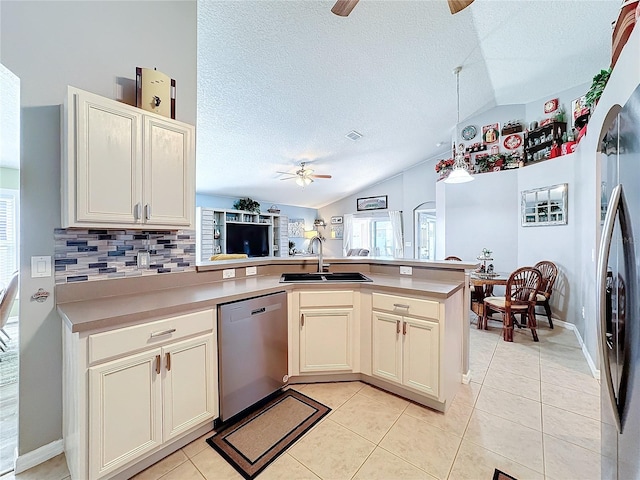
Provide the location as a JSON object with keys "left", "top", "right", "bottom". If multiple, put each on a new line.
{"left": 62, "top": 86, "right": 194, "bottom": 229}
{"left": 372, "top": 293, "right": 440, "bottom": 398}
{"left": 290, "top": 290, "right": 359, "bottom": 375}
{"left": 64, "top": 309, "right": 216, "bottom": 480}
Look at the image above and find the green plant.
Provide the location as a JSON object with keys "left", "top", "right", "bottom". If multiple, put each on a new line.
{"left": 585, "top": 68, "right": 611, "bottom": 108}
{"left": 233, "top": 197, "right": 260, "bottom": 213}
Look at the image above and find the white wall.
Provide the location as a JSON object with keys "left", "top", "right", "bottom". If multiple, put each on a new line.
{"left": 0, "top": 0, "right": 196, "bottom": 457}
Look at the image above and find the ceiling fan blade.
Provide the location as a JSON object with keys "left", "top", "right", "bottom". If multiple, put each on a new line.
{"left": 448, "top": 0, "right": 474, "bottom": 14}
{"left": 311, "top": 174, "right": 332, "bottom": 179}
{"left": 331, "top": 0, "right": 359, "bottom": 17}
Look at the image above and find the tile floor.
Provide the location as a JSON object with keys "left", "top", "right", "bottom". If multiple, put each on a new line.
{"left": 0, "top": 319, "right": 601, "bottom": 480}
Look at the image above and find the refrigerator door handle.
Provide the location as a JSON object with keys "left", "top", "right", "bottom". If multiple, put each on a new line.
{"left": 597, "top": 184, "right": 623, "bottom": 433}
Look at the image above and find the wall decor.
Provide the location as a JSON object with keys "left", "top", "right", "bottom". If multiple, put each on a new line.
{"left": 357, "top": 195, "right": 388, "bottom": 211}
{"left": 136, "top": 67, "right": 176, "bottom": 119}
{"left": 482, "top": 123, "right": 499, "bottom": 144}
{"left": 288, "top": 218, "right": 305, "bottom": 238}
{"left": 503, "top": 134, "right": 522, "bottom": 150}
{"left": 521, "top": 183, "right": 568, "bottom": 226}
{"left": 330, "top": 224, "right": 344, "bottom": 239}
{"left": 571, "top": 95, "right": 590, "bottom": 127}
{"left": 544, "top": 98, "right": 559, "bottom": 114}
{"left": 331, "top": 216, "right": 343, "bottom": 224}
{"left": 461, "top": 125, "right": 477, "bottom": 140}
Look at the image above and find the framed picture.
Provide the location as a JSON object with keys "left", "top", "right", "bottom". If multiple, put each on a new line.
{"left": 331, "top": 225, "right": 343, "bottom": 239}
{"left": 521, "top": 184, "right": 568, "bottom": 227}
{"left": 357, "top": 195, "right": 388, "bottom": 211}
{"left": 331, "top": 216, "right": 343, "bottom": 224}
{"left": 482, "top": 123, "right": 499, "bottom": 144}
{"left": 288, "top": 218, "right": 305, "bottom": 238}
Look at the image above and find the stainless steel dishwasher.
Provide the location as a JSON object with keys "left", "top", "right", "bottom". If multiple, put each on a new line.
{"left": 217, "top": 291, "right": 288, "bottom": 423}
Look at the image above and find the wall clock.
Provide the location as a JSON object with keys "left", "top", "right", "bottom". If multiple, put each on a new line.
{"left": 136, "top": 67, "right": 176, "bottom": 119}
{"left": 461, "top": 125, "right": 477, "bottom": 140}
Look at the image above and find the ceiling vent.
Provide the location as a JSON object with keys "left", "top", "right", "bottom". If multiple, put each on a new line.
{"left": 345, "top": 130, "right": 363, "bottom": 141}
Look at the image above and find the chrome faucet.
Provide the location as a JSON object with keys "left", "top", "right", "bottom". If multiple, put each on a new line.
{"left": 309, "top": 235, "right": 324, "bottom": 273}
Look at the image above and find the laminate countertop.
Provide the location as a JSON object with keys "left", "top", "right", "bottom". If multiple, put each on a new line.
{"left": 57, "top": 273, "right": 464, "bottom": 333}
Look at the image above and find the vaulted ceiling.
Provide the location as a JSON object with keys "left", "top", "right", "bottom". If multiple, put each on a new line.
{"left": 196, "top": 0, "right": 620, "bottom": 208}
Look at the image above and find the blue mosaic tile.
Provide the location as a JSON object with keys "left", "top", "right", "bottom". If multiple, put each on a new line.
{"left": 117, "top": 245, "right": 134, "bottom": 251}
{"left": 163, "top": 244, "right": 177, "bottom": 249}
{"left": 55, "top": 265, "right": 66, "bottom": 272}
{"left": 149, "top": 264, "right": 164, "bottom": 269}
{"left": 78, "top": 246, "right": 98, "bottom": 252}
{"left": 99, "top": 235, "right": 115, "bottom": 240}
{"left": 125, "top": 261, "right": 137, "bottom": 266}
{"left": 89, "top": 262, "right": 108, "bottom": 269}
{"left": 177, "top": 262, "right": 190, "bottom": 267}
{"left": 67, "top": 240, "right": 88, "bottom": 246}
{"left": 99, "top": 267, "right": 117, "bottom": 274}
{"left": 157, "top": 239, "right": 171, "bottom": 244}
{"left": 157, "top": 268, "right": 171, "bottom": 273}
{"left": 67, "top": 275, "right": 88, "bottom": 283}
{"left": 107, "top": 251, "right": 125, "bottom": 257}
{"left": 55, "top": 258, "right": 78, "bottom": 265}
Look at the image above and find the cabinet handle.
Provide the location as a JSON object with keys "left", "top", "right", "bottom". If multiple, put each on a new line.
{"left": 402, "top": 322, "right": 407, "bottom": 335}
{"left": 393, "top": 303, "right": 410, "bottom": 310}
{"left": 150, "top": 328, "right": 176, "bottom": 338}
{"left": 155, "top": 354, "right": 161, "bottom": 374}
{"left": 301, "top": 313, "right": 305, "bottom": 327}
{"left": 145, "top": 204, "right": 151, "bottom": 220}
{"left": 134, "top": 203, "right": 141, "bottom": 221}
{"left": 396, "top": 320, "right": 400, "bottom": 334}
{"left": 166, "top": 352, "right": 171, "bottom": 371}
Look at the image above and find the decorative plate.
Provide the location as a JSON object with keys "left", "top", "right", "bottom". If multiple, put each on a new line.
{"left": 544, "top": 98, "right": 559, "bottom": 114}
{"left": 503, "top": 134, "right": 523, "bottom": 150}
{"left": 461, "top": 125, "right": 477, "bottom": 140}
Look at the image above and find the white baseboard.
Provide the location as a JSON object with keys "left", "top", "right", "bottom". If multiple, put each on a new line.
{"left": 462, "top": 371, "right": 472, "bottom": 384}
{"left": 552, "top": 319, "right": 600, "bottom": 380}
{"left": 14, "top": 439, "right": 64, "bottom": 474}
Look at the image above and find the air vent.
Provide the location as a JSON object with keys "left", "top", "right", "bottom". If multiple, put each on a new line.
{"left": 345, "top": 130, "right": 363, "bottom": 141}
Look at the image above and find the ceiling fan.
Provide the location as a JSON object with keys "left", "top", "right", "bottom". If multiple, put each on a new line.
{"left": 331, "top": 0, "right": 474, "bottom": 16}
{"left": 278, "top": 162, "right": 332, "bottom": 186}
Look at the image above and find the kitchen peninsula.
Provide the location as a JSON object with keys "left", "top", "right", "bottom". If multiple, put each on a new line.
{"left": 57, "top": 256, "right": 474, "bottom": 480}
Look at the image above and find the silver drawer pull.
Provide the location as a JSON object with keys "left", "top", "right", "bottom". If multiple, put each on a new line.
{"left": 150, "top": 328, "right": 176, "bottom": 338}
{"left": 393, "top": 303, "right": 410, "bottom": 309}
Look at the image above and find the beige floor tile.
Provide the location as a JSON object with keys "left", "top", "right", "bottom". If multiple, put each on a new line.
{"left": 540, "top": 363, "right": 599, "bottom": 396}
{"left": 404, "top": 399, "right": 472, "bottom": 437}
{"left": 259, "top": 453, "right": 320, "bottom": 480}
{"left": 494, "top": 338, "right": 540, "bottom": 356}
{"left": 330, "top": 392, "right": 403, "bottom": 443}
{"left": 464, "top": 410, "right": 544, "bottom": 474}
{"left": 353, "top": 447, "right": 435, "bottom": 480}
{"left": 289, "top": 419, "right": 375, "bottom": 480}
{"left": 540, "top": 344, "right": 592, "bottom": 375}
{"left": 159, "top": 460, "right": 205, "bottom": 480}
{"left": 471, "top": 367, "right": 488, "bottom": 384}
{"left": 14, "top": 454, "right": 69, "bottom": 480}
{"left": 296, "top": 381, "right": 364, "bottom": 409}
{"left": 358, "top": 384, "right": 410, "bottom": 412}
{"left": 448, "top": 439, "right": 544, "bottom": 480}
{"left": 190, "top": 447, "right": 243, "bottom": 480}
{"left": 541, "top": 382, "right": 599, "bottom": 420}
{"left": 474, "top": 384, "right": 542, "bottom": 431}
{"left": 182, "top": 431, "right": 214, "bottom": 459}
{"left": 544, "top": 434, "right": 601, "bottom": 480}
{"left": 488, "top": 356, "right": 540, "bottom": 382}
{"left": 133, "top": 450, "right": 189, "bottom": 480}
{"left": 536, "top": 327, "right": 581, "bottom": 347}
{"left": 483, "top": 368, "right": 541, "bottom": 402}
{"left": 454, "top": 381, "right": 482, "bottom": 407}
{"left": 379, "top": 413, "right": 461, "bottom": 479}
{"left": 470, "top": 357, "right": 491, "bottom": 373}
{"left": 542, "top": 404, "right": 600, "bottom": 454}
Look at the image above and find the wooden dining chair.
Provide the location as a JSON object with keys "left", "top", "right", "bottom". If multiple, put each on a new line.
{"left": 481, "top": 267, "right": 542, "bottom": 342}
{"left": 534, "top": 260, "right": 558, "bottom": 329}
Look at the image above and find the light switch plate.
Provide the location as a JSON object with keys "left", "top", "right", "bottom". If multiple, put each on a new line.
{"left": 31, "top": 256, "right": 51, "bottom": 278}
{"left": 223, "top": 269, "right": 236, "bottom": 279}
{"left": 399, "top": 266, "right": 413, "bottom": 275}
{"left": 137, "top": 251, "right": 150, "bottom": 269}
{"left": 245, "top": 266, "right": 257, "bottom": 276}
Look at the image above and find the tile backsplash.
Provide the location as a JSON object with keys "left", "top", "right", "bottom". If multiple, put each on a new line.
{"left": 54, "top": 229, "right": 196, "bottom": 284}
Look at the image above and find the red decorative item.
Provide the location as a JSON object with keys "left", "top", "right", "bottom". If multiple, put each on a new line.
{"left": 550, "top": 143, "right": 562, "bottom": 159}
{"left": 490, "top": 145, "right": 499, "bottom": 154}
{"left": 544, "top": 98, "right": 559, "bottom": 114}
{"left": 482, "top": 124, "right": 499, "bottom": 144}
{"left": 539, "top": 118, "right": 553, "bottom": 127}
{"left": 503, "top": 134, "right": 523, "bottom": 150}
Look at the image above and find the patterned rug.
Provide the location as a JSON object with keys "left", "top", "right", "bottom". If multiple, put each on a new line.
{"left": 207, "top": 389, "right": 330, "bottom": 479}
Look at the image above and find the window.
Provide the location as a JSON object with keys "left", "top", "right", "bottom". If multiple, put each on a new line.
{"left": 0, "top": 189, "right": 19, "bottom": 286}
{"left": 415, "top": 209, "right": 436, "bottom": 260}
{"left": 351, "top": 215, "right": 394, "bottom": 257}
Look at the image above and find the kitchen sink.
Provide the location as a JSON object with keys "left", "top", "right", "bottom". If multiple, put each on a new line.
{"left": 280, "top": 272, "right": 372, "bottom": 283}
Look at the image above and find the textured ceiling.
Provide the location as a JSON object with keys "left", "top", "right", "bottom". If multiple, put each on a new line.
{"left": 199, "top": 0, "right": 619, "bottom": 208}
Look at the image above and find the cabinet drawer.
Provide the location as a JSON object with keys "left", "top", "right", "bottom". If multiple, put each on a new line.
{"left": 299, "top": 290, "right": 353, "bottom": 307}
{"left": 89, "top": 309, "right": 214, "bottom": 364}
{"left": 372, "top": 293, "right": 439, "bottom": 320}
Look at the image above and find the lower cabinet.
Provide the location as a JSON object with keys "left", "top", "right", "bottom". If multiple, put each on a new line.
{"left": 372, "top": 293, "right": 441, "bottom": 398}
{"left": 300, "top": 307, "right": 353, "bottom": 373}
{"left": 64, "top": 309, "right": 217, "bottom": 480}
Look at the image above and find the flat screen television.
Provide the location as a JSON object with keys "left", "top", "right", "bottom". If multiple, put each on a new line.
{"left": 226, "top": 223, "right": 270, "bottom": 257}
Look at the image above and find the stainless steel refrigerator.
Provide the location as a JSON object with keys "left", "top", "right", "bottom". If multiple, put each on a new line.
{"left": 598, "top": 84, "right": 640, "bottom": 480}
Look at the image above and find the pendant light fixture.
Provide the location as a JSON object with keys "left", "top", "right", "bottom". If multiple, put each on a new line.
{"left": 445, "top": 66, "right": 474, "bottom": 184}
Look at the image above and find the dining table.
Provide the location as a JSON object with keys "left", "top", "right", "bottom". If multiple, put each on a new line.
{"left": 469, "top": 271, "right": 510, "bottom": 324}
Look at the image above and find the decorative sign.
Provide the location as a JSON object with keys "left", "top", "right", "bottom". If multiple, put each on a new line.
{"left": 331, "top": 216, "right": 343, "bottom": 224}
{"left": 543, "top": 98, "right": 559, "bottom": 114}
{"left": 482, "top": 124, "right": 499, "bottom": 144}
{"left": 503, "top": 134, "right": 523, "bottom": 150}
{"left": 136, "top": 67, "right": 176, "bottom": 119}
{"left": 571, "top": 95, "right": 590, "bottom": 127}
{"left": 331, "top": 224, "right": 344, "bottom": 239}
{"left": 288, "top": 218, "right": 305, "bottom": 238}
{"left": 357, "top": 195, "right": 388, "bottom": 211}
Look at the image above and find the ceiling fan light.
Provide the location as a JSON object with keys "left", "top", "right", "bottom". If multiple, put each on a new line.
{"left": 304, "top": 177, "right": 312, "bottom": 185}
{"left": 296, "top": 177, "right": 304, "bottom": 187}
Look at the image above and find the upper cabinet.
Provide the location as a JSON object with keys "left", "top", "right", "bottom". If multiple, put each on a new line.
{"left": 62, "top": 87, "right": 195, "bottom": 229}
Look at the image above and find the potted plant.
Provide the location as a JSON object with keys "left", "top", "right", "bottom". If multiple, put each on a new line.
{"left": 585, "top": 68, "right": 612, "bottom": 108}
{"left": 233, "top": 197, "right": 260, "bottom": 213}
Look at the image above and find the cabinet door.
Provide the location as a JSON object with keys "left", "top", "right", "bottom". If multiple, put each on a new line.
{"left": 143, "top": 116, "right": 194, "bottom": 227}
{"left": 299, "top": 308, "right": 352, "bottom": 373}
{"left": 75, "top": 91, "right": 143, "bottom": 224}
{"left": 88, "top": 349, "right": 162, "bottom": 479}
{"left": 402, "top": 318, "right": 440, "bottom": 397}
{"left": 162, "top": 335, "right": 217, "bottom": 441}
{"left": 372, "top": 311, "right": 402, "bottom": 384}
